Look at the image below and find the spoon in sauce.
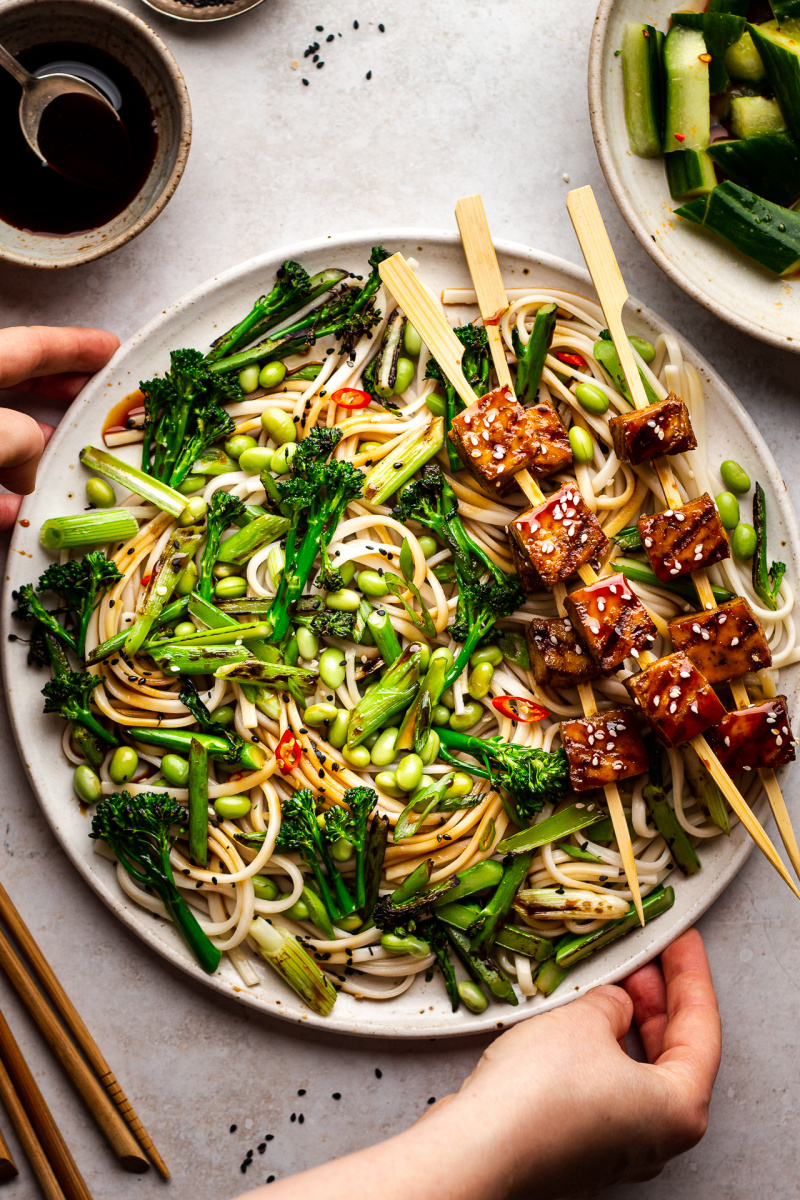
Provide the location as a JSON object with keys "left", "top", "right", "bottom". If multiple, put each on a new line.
{"left": 0, "top": 41, "right": 133, "bottom": 190}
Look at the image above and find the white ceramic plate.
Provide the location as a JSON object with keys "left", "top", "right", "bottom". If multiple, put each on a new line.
{"left": 2, "top": 230, "right": 797, "bottom": 1038}
{"left": 589, "top": 0, "right": 800, "bottom": 352}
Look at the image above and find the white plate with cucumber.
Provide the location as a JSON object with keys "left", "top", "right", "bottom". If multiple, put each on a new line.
{"left": 3, "top": 230, "right": 798, "bottom": 1038}
{"left": 590, "top": 0, "right": 800, "bottom": 351}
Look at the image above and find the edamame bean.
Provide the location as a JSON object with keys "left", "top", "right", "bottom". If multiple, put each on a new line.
{"left": 418, "top": 535, "right": 438, "bottom": 559}
{"left": 212, "top": 561, "right": 239, "bottom": 579}
{"left": 359, "top": 440, "right": 383, "bottom": 457}
{"left": 212, "top": 704, "right": 236, "bottom": 727}
{"left": 238, "top": 365, "right": 261, "bottom": 394}
{"left": 328, "top": 710, "right": 350, "bottom": 749}
{"left": 569, "top": 425, "right": 594, "bottom": 464}
{"left": 375, "top": 770, "right": 406, "bottom": 798}
{"left": 468, "top": 662, "right": 494, "bottom": 700}
{"left": 330, "top": 837, "right": 354, "bottom": 862}
{"left": 732, "top": 522, "right": 757, "bottom": 560}
{"left": 178, "top": 474, "right": 207, "bottom": 495}
{"left": 415, "top": 732, "right": 437, "bottom": 769}
{"left": 629, "top": 335, "right": 656, "bottom": 363}
{"left": 395, "top": 753, "right": 424, "bottom": 792}
{"left": 239, "top": 446, "right": 275, "bottom": 474}
{"left": 342, "top": 744, "right": 371, "bottom": 768}
{"left": 418, "top": 644, "right": 430, "bottom": 672}
{"left": 715, "top": 491, "right": 740, "bottom": 531}
{"left": 371, "top": 726, "right": 400, "bottom": 767}
{"left": 175, "top": 561, "right": 198, "bottom": 596}
{"left": 430, "top": 646, "right": 454, "bottom": 670}
{"left": 363, "top": 730, "right": 382, "bottom": 750}
{"left": 271, "top": 443, "right": 297, "bottom": 475}
{"left": 224, "top": 434, "right": 258, "bottom": 459}
{"left": 261, "top": 408, "right": 297, "bottom": 445}
{"left": 380, "top": 933, "right": 430, "bottom": 958}
{"left": 393, "top": 357, "right": 415, "bottom": 394}
{"left": 214, "top": 795, "right": 252, "bottom": 820}
{"left": 404, "top": 323, "right": 422, "bottom": 356}
{"left": 426, "top": 392, "right": 446, "bottom": 417}
{"left": 304, "top": 703, "right": 338, "bottom": 727}
{"left": 432, "top": 704, "right": 451, "bottom": 727}
{"left": 178, "top": 495, "right": 208, "bottom": 527}
{"left": 470, "top": 645, "right": 503, "bottom": 668}
{"left": 449, "top": 701, "right": 483, "bottom": 732}
{"left": 339, "top": 560, "right": 356, "bottom": 586}
{"left": 720, "top": 459, "right": 751, "bottom": 494}
{"left": 440, "top": 687, "right": 455, "bottom": 710}
{"left": 296, "top": 627, "right": 319, "bottom": 662}
{"left": 85, "top": 477, "right": 116, "bottom": 508}
{"left": 215, "top": 575, "right": 248, "bottom": 599}
{"left": 574, "top": 382, "right": 610, "bottom": 415}
{"left": 161, "top": 754, "right": 189, "bottom": 786}
{"left": 259, "top": 361, "right": 287, "bottom": 390}
{"left": 173, "top": 621, "right": 197, "bottom": 638}
{"left": 325, "top": 588, "right": 361, "bottom": 612}
{"left": 458, "top": 980, "right": 488, "bottom": 1013}
{"left": 445, "top": 772, "right": 474, "bottom": 799}
{"left": 319, "top": 647, "right": 347, "bottom": 689}
{"left": 337, "top": 913, "right": 363, "bottom": 931}
{"left": 73, "top": 765, "right": 102, "bottom": 804}
{"left": 358, "top": 569, "right": 388, "bottom": 598}
{"left": 252, "top": 874, "right": 279, "bottom": 901}
{"left": 285, "top": 897, "right": 310, "bottom": 921}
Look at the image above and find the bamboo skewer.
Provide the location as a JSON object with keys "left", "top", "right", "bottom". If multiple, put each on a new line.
{"left": 0, "top": 881, "right": 168, "bottom": 1179}
{"left": 0, "top": 1120, "right": 17, "bottom": 1182}
{"left": 0, "top": 1007, "right": 92, "bottom": 1200}
{"left": 565, "top": 184, "right": 800, "bottom": 898}
{"left": 0, "top": 1060, "right": 63, "bottom": 1200}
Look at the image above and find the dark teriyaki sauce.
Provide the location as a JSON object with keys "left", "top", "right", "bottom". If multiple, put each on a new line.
{"left": 0, "top": 42, "right": 157, "bottom": 236}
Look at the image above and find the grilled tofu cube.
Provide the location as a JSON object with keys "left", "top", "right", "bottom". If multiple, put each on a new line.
{"left": 449, "top": 386, "right": 571, "bottom": 498}
{"left": 638, "top": 493, "right": 730, "bottom": 582}
{"left": 561, "top": 708, "right": 648, "bottom": 792}
{"left": 508, "top": 486, "right": 609, "bottom": 589}
{"left": 625, "top": 651, "right": 727, "bottom": 746}
{"left": 526, "top": 617, "right": 602, "bottom": 689}
{"left": 565, "top": 576, "right": 657, "bottom": 671}
{"left": 669, "top": 597, "right": 772, "bottom": 683}
{"left": 609, "top": 393, "right": 697, "bottom": 465}
{"left": 509, "top": 534, "right": 544, "bottom": 595}
{"left": 706, "top": 696, "right": 796, "bottom": 773}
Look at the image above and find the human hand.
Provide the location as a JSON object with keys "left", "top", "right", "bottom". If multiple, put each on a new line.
{"left": 0, "top": 325, "right": 119, "bottom": 529}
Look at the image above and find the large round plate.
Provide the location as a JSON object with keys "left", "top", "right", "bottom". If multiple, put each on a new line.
{"left": 2, "top": 230, "right": 797, "bottom": 1037}
{"left": 589, "top": 0, "right": 800, "bottom": 352}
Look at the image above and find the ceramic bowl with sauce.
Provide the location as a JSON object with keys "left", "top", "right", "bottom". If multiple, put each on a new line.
{"left": 0, "top": 0, "right": 191, "bottom": 269}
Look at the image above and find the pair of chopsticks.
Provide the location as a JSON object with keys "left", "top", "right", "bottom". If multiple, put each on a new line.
{"left": 0, "top": 879, "right": 169, "bottom": 1198}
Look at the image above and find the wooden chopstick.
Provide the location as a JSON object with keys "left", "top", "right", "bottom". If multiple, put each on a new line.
{"left": 0, "top": 1059, "right": 63, "bottom": 1200}
{"left": 0, "top": 1120, "right": 17, "bottom": 1183}
{"left": 0, "top": 881, "right": 168, "bottom": 1179}
{"left": 0, "top": 1006, "right": 92, "bottom": 1200}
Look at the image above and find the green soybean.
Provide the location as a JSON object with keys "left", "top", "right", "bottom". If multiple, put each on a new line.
{"left": 470, "top": 645, "right": 503, "bottom": 668}
{"left": 173, "top": 621, "right": 197, "bottom": 638}
{"left": 319, "top": 647, "right": 347, "bottom": 689}
{"left": 161, "top": 754, "right": 189, "bottom": 787}
{"left": 214, "top": 795, "right": 252, "bottom": 820}
{"left": 449, "top": 701, "right": 483, "bottom": 732}
{"left": 418, "top": 535, "right": 438, "bottom": 559}
{"left": 261, "top": 408, "right": 297, "bottom": 445}
{"left": 259, "top": 361, "right": 287, "bottom": 390}
{"left": 339, "top": 560, "right": 357, "bottom": 586}
{"left": 328, "top": 710, "right": 350, "bottom": 749}
{"left": 342, "top": 744, "right": 371, "bottom": 769}
{"left": 715, "top": 491, "right": 740, "bottom": 531}
{"left": 357, "top": 569, "right": 388, "bottom": 598}
{"left": 363, "top": 730, "right": 382, "bottom": 751}
{"left": 285, "top": 897, "right": 310, "bottom": 921}
{"left": 426, "top": 392, "right": 446, "bottom": 417}
{"left": 420, "top": 729, "right": 440, "bottom": 766}
{"left": 238, "top": 365, "right": 261, "bottom": 394}
{"left": 252, "top": 874, "right": 279, "bottom": 901}
{"left": 574, "top": 382, "right": 610, "bottom": 415}
{"left": 212, "top": 704, "right": 236, "bottom": 727}
{"left": 331, "top": 837, "right": 354, "bottom": 863}
{"left": 271, "top": 443, "right": 297, "bottom": 475}
{"left": 325, "top": 588, "right": 361, "bottom": 612}
{"left": 212, "top": 562, "right": 239, "bottom": 579}
{"left": 178, "top": 474, "right": 207, "bottom": 495}
{"left": 337, "top": 914, "right": 363, "bottom": 932}
{"left": 375, "top": 770, "right": 405, "bottom": 798}
{"left": 404, "top": 324, "right": 422, "bottom": 356}
{"left": 371, "top": 726, "right": 400, "bottom": 766}
{"left": 175, "top": 561, "right": 198, "bottom": 596}
{"left": 239, "top": 446, "right": 275, "bottom": 474}
{"left": 430, "top": 647, "right": 454, "bottom": 670}
{"left": 458, "top": 980, "right": 488, "bottom": 1013}
{"left": 395, "top": 753, "right": 424, "bottom": 793}
{"left": 732, "top": 522, "right": 757, "bottom": 560}
{"left": 418, "top": 644, "right": 430, "bottom": 673}
{"left": 224, "top": 434, "right": 258, "bottom": 459}
{"left": 432, "top": 704, "right": 451, "bottom": 727}
{"left": 85, "top": 477, "right": 116, "bottom": 508}
{"left": 296, "top": 627, "right": 319, "bottom": 662}
{"left": 214, "top": 575, "right": 248, "bottom": 599}
{"left": 304, "top": 703, "right": 338, "bottom": 727}
{"left": 108, "top": 747, "right": 139, "bottom": 786}
{"left": 178, "top": 495, "right": 208, "bottom": 527}
{"left": 468, "top": 663, "right": 494, "bottom": 700}
{"left": 446, "top": 772, "right": 474, "bottom": 798}
{"left": 440, "top": 687, "right": 455, "bottom": 710}
{"left": 720, "top": 459, "right": 751, "bottom": 494}
{"left": 393, "top": 357, "right": 415, "bottom": 394}
{"left": 380, "top": 933, "right": 431, "bottom": 958}
{"left": 629, "top": 335, "right": 656, "bottom": 363}
{"left": 360, "top": 440, "right": 383, "bottom": 457}
{"left": 569, "top": 426, "right": 594, "bottom": 464}
{"left": 73, "top": 765, "right": 102, "bottom": 804}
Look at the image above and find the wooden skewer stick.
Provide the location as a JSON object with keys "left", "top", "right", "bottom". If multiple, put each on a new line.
{"left": 0, "top": 1060, "right": 63, "bottom": 1200}
{"left": 0, "top": 881, "right": 169, "bottom": 1179}
{"left": 454, "top": 194, "right": 644, "bottom": 924}
{"left": 566, "top": 184, "right": 800, "bottom": 897}
{"left": 0, "top": 1006, "right": 92, "bottom": 1200}
{"left": 0, "top": 1120, "right": 17, "bottom": 1182}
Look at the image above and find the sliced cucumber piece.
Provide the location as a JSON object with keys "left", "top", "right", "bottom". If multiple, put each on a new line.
{"left": 730, "top": 93, "right": 787, "bottom": 137}
{"left": 666, "top": 148, "right": 718, "bottom": 199}
{"left": 671, "top": 12, "right": 745, "bottom": 93}
{"left": 676, "top": 180, "right": 800, "bottom": 275}
{"left": 725, "top": 30, "right": 767, "bottom": 82}
{"left": 708, "top": 132, "right": 800, "bottom": 206}
{"left": 770, "top": 0, "right": 800, "bottom": 23}
{"left": 664, "top": 24, "right": 711, "bottom": 152}
{"left": 622, "top": 23, "right": 665, "bottom": 157}
{"left": 748, "top": 21, "right": 800, "bottom": 143}
{"left": 708, "top": 0, "right": 750, "bottom": 14}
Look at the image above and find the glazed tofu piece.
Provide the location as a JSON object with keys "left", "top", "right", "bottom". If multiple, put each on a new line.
{"left": 508, "top": 486, "right": 609, "bottom": 589}
{"left": 638, "top": 493, "right": 730, "bottom": 583}
{"left": 625, "top": 651, "right": 727, "bottom": 747}
{"left": 706, "top": 697, "right": 796, "bottom": 773}
{"left": 526, "top": 616, "right": 602, "bottom": 689}
{"left": 449, "top": 386, "right": 571, "bottom": 498}
{"left": 609, "top": 393, "right": 697, "bottom": 465}
{"left": 509, "top": 535, "right": 544, "bottom": 595}
{"left": 669, "top": 597, "right": 772, "bottom": 684}
{"left": 561, "top": 708, "right": 649, "bottom": 792}
{"left": 565, "top": 576, "right": 657, "bottom": 672}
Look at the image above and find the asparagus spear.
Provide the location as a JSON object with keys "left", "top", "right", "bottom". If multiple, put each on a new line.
{"left": 555, "top": 886, "right": 675, "bottom": 968}
{"left": 188, "top": 739, "right": 209, "bottom": 869}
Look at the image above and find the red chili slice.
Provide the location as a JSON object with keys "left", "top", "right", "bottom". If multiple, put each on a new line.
{"left": 276, "top": 730, "right": 302, "bottom": 774}
{"left": 554, "top": 350, "right": 587, "bottom": 369}
{"left": 492, "top": 695, "right": 550, "bottom": 724}
{"left": 331, "top": 387, "right": 372, "bottom": 409}
{"left": 140, "top": 573, "right": 152, "bottom": 587}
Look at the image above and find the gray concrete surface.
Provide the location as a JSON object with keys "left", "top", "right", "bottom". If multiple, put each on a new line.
{"left": 0, "top": 2, "right": 798, "bottom": 1197}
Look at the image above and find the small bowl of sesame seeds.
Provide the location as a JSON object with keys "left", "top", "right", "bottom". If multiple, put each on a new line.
{"left": 137, "top": 0, "right": 266, "bottom": 23}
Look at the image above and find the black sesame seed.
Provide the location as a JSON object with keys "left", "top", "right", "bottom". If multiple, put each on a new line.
{"left": 265, "top": 1135, "right": 274, "bottom": 1142}
{"left": 427, "top": 1097, "right": 436, "bottom": 1105}
{"left": 230, "top": 1124, "right": 237, "bottom": 1133}
{"left": 375, "top": 1068, "right": 382, "bottom": 1078}
{"left": 317, "top": 61, "right": 324, "bottom": 68}
{"left": 298, "top": 1089, "right": 306, "bottom": 1096}
{"left": 302, "top": 78, "right": 309, "bottom": 85}
{"left": 267, "top": 1177, "right": 275, "bottom": 1185}
{"left": 332, "top": 1092, "right": 341, "bottom": 1100}
{"left": 326, "top": 33, "right": 334, "bottom": 41}
{"left": 316, "top": 24, "right": 323, "bottom": 30}
{"left": 379, "top": 22, "right": 385, "bottom": 31}
{"left": 290, "top": 1113, "right": 296, "bottom": 1123}
{"left": 353, "top": 19, "right": 359, "bottom": 27}
{"left": 298, "top": 1114, "right": 305, "bottom": 1124}
{"left": 366, "top": 70, "right": 372, "bottom": 79}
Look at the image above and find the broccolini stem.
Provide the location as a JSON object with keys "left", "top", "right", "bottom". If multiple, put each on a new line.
{"left": 155, "top": 839, "right": 221, "bottom": 975}
{"left": 188, "top": 739, "right": 209, "bottom": 869}
{"left": 361, "top": 814, "right": 389, "bottom": 917}
{"left": 40, "top": 509, "right": 140, "bottom": 552}
{"left": 443, "top": 610, "right": 499, "bottom": 689}
{"left": 79, "top": 446, "right": 188, "bottom": 519}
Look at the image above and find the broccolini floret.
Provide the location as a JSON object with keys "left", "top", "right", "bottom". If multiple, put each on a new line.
{"left": 42, "top": 668, "right": 119, "bottom": 760}
{"left": 38, "top": 551, "right": 123, "bottom": 660}
{"left": 292, "top": 598, "right": 356, "bottom": 640}
{"left": 276, "top": 789, "right": 356, "bottom": 922}
{"left": 13, "top": 582, "right": 77, "bottom": 655}
{"left": 198, "top": 489, "right": 246, "bottom": 601}
{"left": 323, "top": 787, "right": 378, "bottom": 911}
{"left": 437, "top": 728, "right": 570, "bottom": 819}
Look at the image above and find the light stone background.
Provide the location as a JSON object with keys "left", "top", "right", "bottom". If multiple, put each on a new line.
{"left": 0, "top": 2, "right": 798, "bottom": 1197}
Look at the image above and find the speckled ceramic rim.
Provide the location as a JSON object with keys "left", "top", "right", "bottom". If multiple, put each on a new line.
{"left": 0, "top": 0, "right": 191, "bottom": 270}
{"left": 589, "top": 0, "right": 797, "bottom": 353}
{"left": 3, "top": 229, "right": 796, "bottom": 1038}
{"left": 138, "top": 0, "right": 266, "bottom": 24}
